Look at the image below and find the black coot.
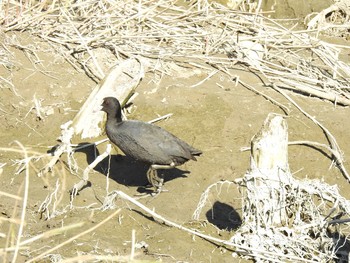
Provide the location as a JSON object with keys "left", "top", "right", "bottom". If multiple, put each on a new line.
{"left": 101, "top": 97, "right": 202, "bottom": 193}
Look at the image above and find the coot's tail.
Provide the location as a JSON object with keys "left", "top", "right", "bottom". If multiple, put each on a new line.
{"left": 189, "top": 147, "right": 202, "bottom": 161}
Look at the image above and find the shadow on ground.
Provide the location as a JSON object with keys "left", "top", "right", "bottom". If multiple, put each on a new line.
{"left": 206, "top": 201, "right": 242, "bottom": 231}
{"left": 329, "top": 231, "right": 350, "bottom": 262}
{"left": 74, "top": 142, "right": 189, "bottom": 190}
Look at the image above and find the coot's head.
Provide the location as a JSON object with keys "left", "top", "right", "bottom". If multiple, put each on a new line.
{"left": 101, "top": 97, "right": 122, "bottom": 117}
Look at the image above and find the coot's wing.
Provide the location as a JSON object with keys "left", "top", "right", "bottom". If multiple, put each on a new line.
{"left": 117, "top": 121, "right": 195, "bottom": 164}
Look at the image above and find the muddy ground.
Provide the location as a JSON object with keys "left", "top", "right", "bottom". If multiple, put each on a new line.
{"left": 1, "top": 6, "right": 350, "bottom": 263}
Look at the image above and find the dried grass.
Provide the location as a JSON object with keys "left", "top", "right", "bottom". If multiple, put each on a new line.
{"left": 231, "top": 173, "right": 350, "bottom": 262}
{"left": 0, "top": 144, "right": 136, "bottom": 262}
{"left": 2, "top": 0, "right": 350, "bottom": 262}
{"left": 2, "top": 0, "right": 350, "bottom": 105}
{"left": 193, "top": 114, "right": 350, "bottom": 262}
{"left": 306, "top": 0, "right": 350, "bottom": 38}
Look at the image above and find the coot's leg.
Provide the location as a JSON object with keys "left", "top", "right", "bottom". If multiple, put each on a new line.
{"left": 147, "top": 162, "right": 175, "bottom": 193}
{"left": 146, "top": 168, "right": 164, "bottom": 193}
{"left": 151, "top": 162, "right": 176, "bottom": 170}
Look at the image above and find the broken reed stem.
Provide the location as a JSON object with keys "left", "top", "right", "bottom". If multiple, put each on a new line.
{"left": 148, "top": 113, "right": 173, "bottom": 124}
{"left": 59, "top": 254, "right": 131, "bottom": 263}
{"left": 11, "top": 141, "right": 30, "bottom": 263}
{"left": 192, "top": 180, "right": 234, "bottom": 220}
{"left": 236, "top": 78, "right": 290, "bottom": 115}
{"left": 3, "top": 222, "right": 84, "bottom": 252}
{"left": 60, "top": 7, "right": 105, "bottom": 79}
{"left": 0, "top": 191, "right": 22, "bottom": 201}
{"left": 270, "top": 83, "right": 350, "bottom": 181}
{"left": 3, "top": 0, "right": 350, "bottom": 105}
{"left": 106, "top": 190, "right": 316, "bottom": 263}
{"left": 289, "top": 140, "right": 341, "bottom": 159}
{"left": 130, "top": 229, "right": 136, "bottom": 261}
{"left": 70, "top": 143, "right": 112, "bottom": 202}
{"left": 26, "top": 209, "right": 121, "bottom": 263}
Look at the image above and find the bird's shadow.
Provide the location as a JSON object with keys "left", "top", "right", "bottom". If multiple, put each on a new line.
{"left": 75, "top": 143, "right": 189, "bottom": 191}
{"left": 206, "top": 201, "right": 242, "bottom": 231}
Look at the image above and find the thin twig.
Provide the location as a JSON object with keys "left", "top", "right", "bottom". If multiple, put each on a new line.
{"left": 26, "top": 209, "right": 121, "bottom": 263}
{"left": 105, "top": 190, "right": 317, "bottom": 263}
{"left": 12, "top": 141, "right": 30, "bottom": 263}
{"left": 271, "top": 83, "right": 350, "bottom": 182}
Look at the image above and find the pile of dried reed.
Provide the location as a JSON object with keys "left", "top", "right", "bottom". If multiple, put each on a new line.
{"left": 2, "top": 0, "right": 350, "bottom": 105}
{"left": 2, "top": 0, "right": 350, "bottom": 262}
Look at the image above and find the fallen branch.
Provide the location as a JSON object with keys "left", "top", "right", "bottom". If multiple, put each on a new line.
{"left": 102, "top": 190, "right": 318, "bottom": 262}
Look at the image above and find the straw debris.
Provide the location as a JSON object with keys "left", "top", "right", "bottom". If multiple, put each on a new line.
{"left": 194, "top": 114, "right": 350, "bottom": 262}
{"left": 2, "top": 0, "right": 350, "bottom": 261}
{"left": 2, "top": 0, "right": 350, "bottom": 105}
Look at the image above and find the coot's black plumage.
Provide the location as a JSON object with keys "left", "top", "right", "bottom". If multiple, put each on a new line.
{"left": 101, "top": 97, "right": 202, "bottom": 192}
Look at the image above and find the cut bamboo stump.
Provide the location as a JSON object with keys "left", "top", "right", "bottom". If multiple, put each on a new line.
{"left": 246, "top": 113, "right": 290, "bottom": 226}
{"left": 230, "top": 113, "right": 344, "bottom": 262}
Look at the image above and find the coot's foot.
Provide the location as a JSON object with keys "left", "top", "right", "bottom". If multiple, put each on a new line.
{"left": 145, "top": 162, "right": 176, "bottom": 192}
{"left": 135, "top": 178, "right": 168, "bottom": 198}
{"left": 146, "top": 168, "right": 164, "bottom": 193}
{"left": 134, "top": 187, "right": 168, "bottom": 199}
